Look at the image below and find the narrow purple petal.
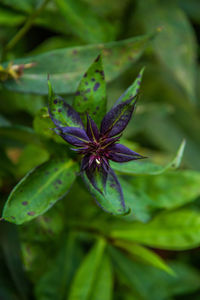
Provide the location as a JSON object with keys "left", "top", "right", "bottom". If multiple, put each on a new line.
{"left": 106, "top": 168, "right": 125, "bottom": 209}
{"left": 100, "top": 98, "right": 137, "bottom": 137}
{"left": 81, "top": 155, "right": 90, "bottom": 171}
{"left": 101, "top": 159, "right": 110, "bottom": 188}
{"left": 100, "top": 135, "right": 121, "bottom": 148}
{"left": 108, "top": 143, "right": 145, "bottom": 162}
{"left": 86, "top": 115, "right": 99, "bottom": 141}
{"left": 58, "top": 127, "right": 90, "bottom": 146}
{"left": 85, "top": 168, "right": 102, "bottom": 194}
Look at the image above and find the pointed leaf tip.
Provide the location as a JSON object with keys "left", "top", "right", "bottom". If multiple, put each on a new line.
{"left": 73, "top": 53, "right": 106, "bottom": 126}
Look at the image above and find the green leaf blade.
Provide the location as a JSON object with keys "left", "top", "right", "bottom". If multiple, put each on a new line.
{"left": 68, "top": 238, "right": 106, "bottom": 300}
{"left": 82, "top": 171, "right": 129, "bottom": 216}
{"left": 2, "top": 33, "right": 155, "bottom": 94}
{"left": 2, "top": 158, "right": 78, "bottom": 224}
{"left": 110, "top": 209, "right": 200, "bottom": 250}
{"left": 73, "top": 54, "right": 106, "bottom": 126}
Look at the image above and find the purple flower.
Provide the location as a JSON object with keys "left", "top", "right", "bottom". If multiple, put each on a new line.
{"left": 49, "top": 96, "right": 145, "bottom": 205}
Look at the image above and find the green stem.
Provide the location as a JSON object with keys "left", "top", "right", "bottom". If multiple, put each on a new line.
{"left": 4, "top": 0, "right": 50, "bottom": 53}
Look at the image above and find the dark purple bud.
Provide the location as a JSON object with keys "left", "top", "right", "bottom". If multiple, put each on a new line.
{"left": 100, "top": 98, "right": 136, "bottom": 137}
{"left": 108, "top": 143, "right": 145, "bottom": 162}
{"left": 59, "top": 127, "right": 90, "bottom": 146}
{"left": 86, "top": 115, "right": 99, "bottom": 141}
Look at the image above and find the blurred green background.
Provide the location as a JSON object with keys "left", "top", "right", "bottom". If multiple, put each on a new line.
{"left": 1, "top": 0, "right": 200, "bottom": 299}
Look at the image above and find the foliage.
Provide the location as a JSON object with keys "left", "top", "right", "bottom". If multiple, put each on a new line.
{"left": 0, "top": 0, "right": 200, "bottom": 299}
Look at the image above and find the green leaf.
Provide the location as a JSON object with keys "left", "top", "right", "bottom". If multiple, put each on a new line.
{"left": 2, "top": 157, "right": 78, "bottom": 224}
{"left": 110, "top": 209, "right": 200, "bottom": 250}
{"left": 35, "top": 233, "right": 83, "bottom": 300}
{"left": 0, "top": 125, "right": 40, "bottom": 147}
{"left": 90, "top": 255, "right": 113, "bottom": 300}
{"left": 73, "top": 54, "right": 106, "bottom": 126}
{"left": 121, "top": 179, "right": 156, "bottom": 222}
{"left": 0, "top": 222, "right": 31, "bottom": 300}
{"left": 68, "top": 238, "right": 106, "bottom": 300}
{"left": 130, "top": 170, "right": 200, "bottom": 209}
{"left": 17, "top": 144, "right": 49, "bottom": 176}
{"left": 82, "top": 171, "right": 129, "bottom": 216}
{"left": 0, "top": 0, "right": 35, "bottom": 13}
{"left": 138, "top": 0, "right": 197, "bottom": 101}
{"left": 0, "top": 7, "right": 25, "bottom": 26}
{"left": 111, "top": 139, "right": 186, "bottom": 175}
{"left": 110, "top": 247, "right": 200, "bottom": 300}
{"left": 48, "top": 80, "right": 83, "bottom": 128}
{"left": 55, "top": 0, "right": 116, "bottom": 43}
{"left": 2, "top": 33, "right": 155, "bottom": 94}
{"left": 115, "top": 67, "right": 145, "bottom": 106}
{"left": 113, "top": 240, "right": 174, "bottom": 275}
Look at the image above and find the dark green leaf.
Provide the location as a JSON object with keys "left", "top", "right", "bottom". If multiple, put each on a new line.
{"left": 138, "top": 0, "right": 197, "bottom": 101}
{"left": 110, "top": 247, "right": 200, "bottom": 300}
{"left": 35, "top": 233, "right": 83, "bottom": 300}
{"left": 0, "top": 222, "right": 31, "bottom": 300}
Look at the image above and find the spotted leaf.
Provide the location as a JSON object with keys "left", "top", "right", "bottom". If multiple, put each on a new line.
{"left": 73, "top": 54, "right": 106, "bottom": 126}
{"left": 82, "top": 168, "right": 129, "bottom": 215}
{"left": 2, "top": 157, "right": 78, "bottom": 224}
{"left": 48, "top": 80, "right": 83, "bottom": 129}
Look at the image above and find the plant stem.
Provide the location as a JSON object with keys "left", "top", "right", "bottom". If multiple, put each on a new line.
{"left": 4, "top": 0, "right": 50, "bottom": 52}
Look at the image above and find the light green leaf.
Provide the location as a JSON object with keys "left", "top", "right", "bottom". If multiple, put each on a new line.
{"left": 90, "top": 255, "right": 113, "bottom": 300}
{"left": 2, "top": 157, "right": 78, "bottom": 224}
{"left": 73, "top": 54, "right": 106, "bottom": 126}
{"left": 130, "top": 170, "right": 200, "bottom": 209}
{"left": 110, "top": 209, "right": 200, "bottom": 250}
{"left": 2, "top": 33, "right": 155, "bottom": 94}
{"left": 113, "top": 240, "right": 174, "bottom": 275}
{"left": 68, "top": 238, "right": 106, "bottom": 300}
{"left": 111, "top": 139, "right": 186, "bottom": 175}
{"left": 0, "top": 7, "right": 25, "bottom": 26}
